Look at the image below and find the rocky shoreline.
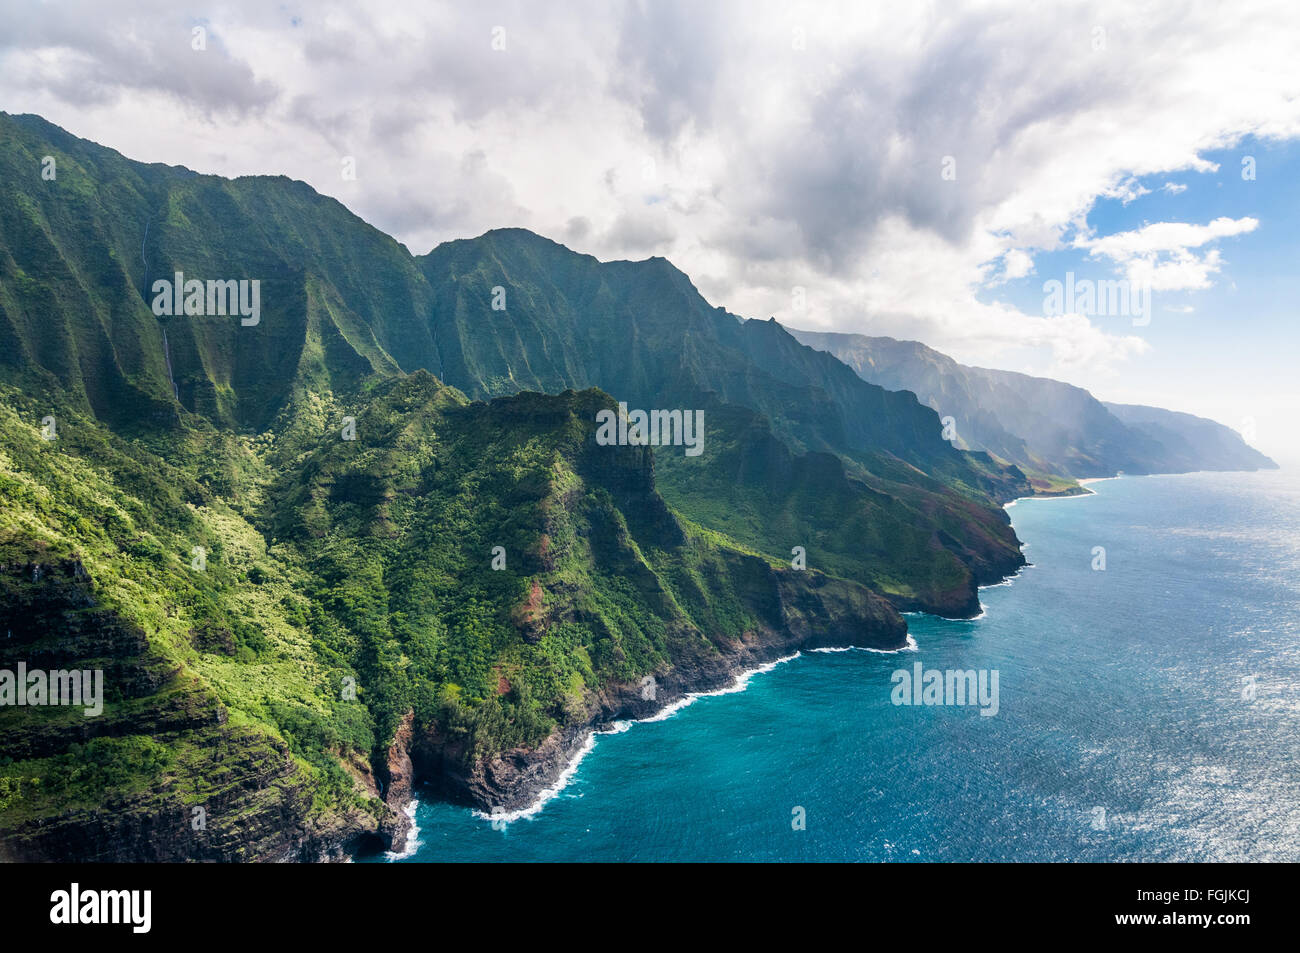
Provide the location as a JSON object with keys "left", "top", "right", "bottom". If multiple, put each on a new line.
{"left": 358, "top": 497, "right": 1035, "bottom": 860}
{"left": 0, "top": 507, "right": 1020, "bottom": 865}
{"left": 304, "top": 474, "right": 1184, "bottom": 862}
{"left": 0, "top": 546, "right": 1017, "bottom": 864}
{"left": 359, "top": 572, "right": 912, "bottom": 860}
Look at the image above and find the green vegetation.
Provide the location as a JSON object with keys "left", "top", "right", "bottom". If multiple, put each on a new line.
{"left": 0, "top": 387, "right": 378, "bottom": 853}
{"left": 0, "top": 372, "right": 906, "bottom": 857}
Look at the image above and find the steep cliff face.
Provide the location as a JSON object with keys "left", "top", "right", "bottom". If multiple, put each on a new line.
{"left": 0, "top": 114, "right": 1021, "bottom": 498}
{"left": 0, "top": 111, "right": 1029, "bottom": 597}
{"left": 790, "top": 329, "right": 1277, "bottom": 478}
{"left": 420, "top": 234, "right": 953, "bottom": 459}
{"left": 409, "top": 557, "right": 907, "bottom": 813}
{"left": 0, "top": 552, "right": 393, "bottom": 863}
{"left": 1103, "top": 402, "right": 1277, "bottom": 472}
{"left": 0, "top": 387, "right": 412, "bottom": 862}
{"left": 415, "top": 230, "right": 1030, "bottom": 506}
{"left": 653, "top": 401, "right": 1025, "bottom": 618}
{"left": 0, "top": 112, "right": 432, "bottom": 434}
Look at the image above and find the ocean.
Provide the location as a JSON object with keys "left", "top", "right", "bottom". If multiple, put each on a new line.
{"left": 384, "top": 470, "right": 1300, "bottom": 862}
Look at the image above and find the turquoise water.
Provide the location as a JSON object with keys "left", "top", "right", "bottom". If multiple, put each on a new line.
{"left": 388, "top": 470, "right": 1300, "bottom": 862}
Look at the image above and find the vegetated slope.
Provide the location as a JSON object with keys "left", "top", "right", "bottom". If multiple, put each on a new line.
{"left": 263, "top": 373, "right": 907, "bottom": 809}
{"left": 0, "top": 388, "right": 389, "bottom": 861}
{"left": 0, "top": 112, "right": 1027, "bottom": 618}
{"left": 0, "top": 112, "right": 435, "bottom": 434}
{"left": 0, "top": 374, "right": 906, "bottom": 856}
{"left": 415, "top": 228, "right": 1027, "bottom": 612}
{"left": 654, "top": 402, "right": 1022, "bottom": 617}
{"left": 3, "top": 111, "right": 1014, "bottom": 500}
{"left": 417, "top": 228, "right": 1027, "bottom": 501}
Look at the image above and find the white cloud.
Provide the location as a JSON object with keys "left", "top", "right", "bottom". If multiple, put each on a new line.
{"left": 1103, "top": 178, "right": 1152, "bottom": 205}
{"left": 996, "top": 249, "right": 1036, "bottom": 282}
{"left": 1079, "top": 217, "right": 1260, "bottom": 259}
{"left": 1076, "top": 216, "right": 1259, "bottom": 290}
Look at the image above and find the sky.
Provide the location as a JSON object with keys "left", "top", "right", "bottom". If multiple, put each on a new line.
{"left": 2, "top": 0, "right": 1298, "bottom": 463}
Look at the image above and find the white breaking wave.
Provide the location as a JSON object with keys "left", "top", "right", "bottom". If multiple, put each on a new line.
{"left": 383, "top": 798, "right": 423, "bottom": 861}
{"left": 809, "top": 633, "right": 919, "bottom": 654}
{"left": 471, "top": 652, "right": 803, "bottom": 826}
{"left": 980, "top": 563, "right": 1030, "bottom": 591}
{"left": 473, "top": 731, "right": 602, "bottom": 825}
{"left": 1005, "top": 486, "right": 1097, "bottom": 510}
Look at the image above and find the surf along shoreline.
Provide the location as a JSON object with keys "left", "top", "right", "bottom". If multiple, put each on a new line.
{"left": 378, "top": 467, "right": 1260, "bottom": 860}
{"left": 368, "top": 478, "right": 1093, "bottom": 859}
{"left": 377, "top": 596, "right": 915, "bottom": 857}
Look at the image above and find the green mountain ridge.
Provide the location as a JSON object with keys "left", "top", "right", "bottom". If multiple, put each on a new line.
{"left": 1101, "top": 401, "right": 1276, "bottom": 473}
{"left": 0, "top": 111, "right": 1028, "bottom": 617}
{"left": 788, "top": 329, "right": 1277, "bottom": 479}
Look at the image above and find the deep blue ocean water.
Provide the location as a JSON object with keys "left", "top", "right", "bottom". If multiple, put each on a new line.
{"left": 386, "top": 470, "right": 1300, "bottom": 862}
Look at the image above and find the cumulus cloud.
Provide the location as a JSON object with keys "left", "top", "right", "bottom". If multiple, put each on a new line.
{"left": 993, "top": 249, "right": 1036, "bottom": 283}
{"left": 1077, "top": 216, "right": 1259, "bottom": 290}
{"left": 0, "top": 0, "right": 278, "bottom": 116}
{"left": 1080, "top": 217, "right": 1260, "bottom": 259}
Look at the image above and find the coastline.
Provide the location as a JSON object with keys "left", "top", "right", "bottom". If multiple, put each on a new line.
{"left": 1007, "top": 483, "right": 1098, "bottom": 509}
{"left": 469, "top": 651, "right": 810, "bottom": 826}
{"left": 383, "top": 619, "right": 919, "bottom": 854}
{"left": 377, "top": 475, "right": 1146, "bottom": 860}
{"left": 432, "top": 632, "right": 926, "bottom": 836}
{"left": 372, "top": 467, "right": 1294, "bottom": 862}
